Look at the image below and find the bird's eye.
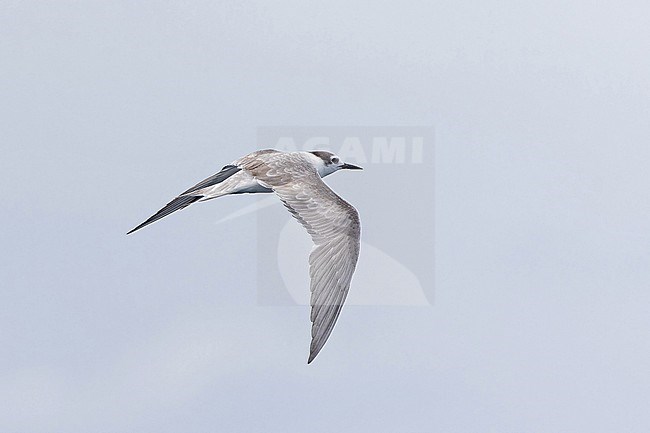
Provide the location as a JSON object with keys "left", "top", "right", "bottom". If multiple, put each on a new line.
{"left": 331, "top": 157, "right": 340, "bottom": 164}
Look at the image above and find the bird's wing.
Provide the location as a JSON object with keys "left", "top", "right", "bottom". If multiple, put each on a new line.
{"left": 127, "top": 164, "right": 241, "bottom": 234}
{"left": 128, "top": 150, "right": 280, "bottom": 234}
{"left": 180, "top": 164, "right": 241, "bottom": 195}
{"left": 241, "top": 152, "right": 361, "bottom": 363}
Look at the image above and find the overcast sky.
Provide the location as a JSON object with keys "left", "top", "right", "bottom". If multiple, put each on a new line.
{"left": 2, "top": 1, "right": 650, "bottom": 432}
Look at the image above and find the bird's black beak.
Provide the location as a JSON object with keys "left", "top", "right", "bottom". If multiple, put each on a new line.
{"left": 340, "top": 163, "right": 363, "bottom": 170}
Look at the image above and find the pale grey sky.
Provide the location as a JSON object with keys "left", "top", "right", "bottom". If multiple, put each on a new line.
{"left": 2, "top": 1, "right": 650, "bottom": 432}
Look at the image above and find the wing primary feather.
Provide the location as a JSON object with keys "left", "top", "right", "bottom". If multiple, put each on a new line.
{"left": 180, "top": 165, "right": 241, "bottom": 195}
{"left": 127, "top": 165, "right": 243, "bottom": 235}
{"left": 127, "top": 195, "right": 202, "bottom": 234}
{"left": 236, "top": 151, "right": 361, "bottom": 364}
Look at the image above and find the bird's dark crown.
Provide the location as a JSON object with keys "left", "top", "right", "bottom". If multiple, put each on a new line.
{"left": 309, "top": 150, "right": 335, "bottom": 164}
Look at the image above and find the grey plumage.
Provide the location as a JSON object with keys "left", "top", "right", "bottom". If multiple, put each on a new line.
{"left": 239, "top": 151, "right": 361, "bottom": 363}
{"left": 128, "top": 149, "right": 362, "bottom": 363}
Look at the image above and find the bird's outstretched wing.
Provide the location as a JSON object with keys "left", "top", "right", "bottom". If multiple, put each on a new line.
{"left": 240, "top": 152, "right": 361, "bottom": 363}
{"left": 127, "top": 165, "right": 241, "bottom": 234}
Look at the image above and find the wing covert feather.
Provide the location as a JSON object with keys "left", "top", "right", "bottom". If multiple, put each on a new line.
{"left": 240, "top": 152, "right": 360, "bottom": 363}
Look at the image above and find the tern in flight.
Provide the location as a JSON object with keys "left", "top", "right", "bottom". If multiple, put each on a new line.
{"left": 128, "top": 149, "right": 362, "bottom": 363}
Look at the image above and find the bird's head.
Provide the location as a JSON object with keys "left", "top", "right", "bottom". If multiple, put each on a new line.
{"left": 306, "top": 150, "right": 363, "bottom": 177}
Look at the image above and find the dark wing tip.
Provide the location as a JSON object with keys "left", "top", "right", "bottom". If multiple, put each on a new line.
{"left": 127, "top": 195, "right": 202, "bottom": 234}
{"left": 128, "top": 165, "right": 242, "bottom": 235}
{"left": 307, "top": 335, "right": 328, "bottom": 364}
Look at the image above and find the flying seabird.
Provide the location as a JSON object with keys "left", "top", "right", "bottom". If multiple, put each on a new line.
{"left": 128, "top": 149, "right": 363, "bottom": 363}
